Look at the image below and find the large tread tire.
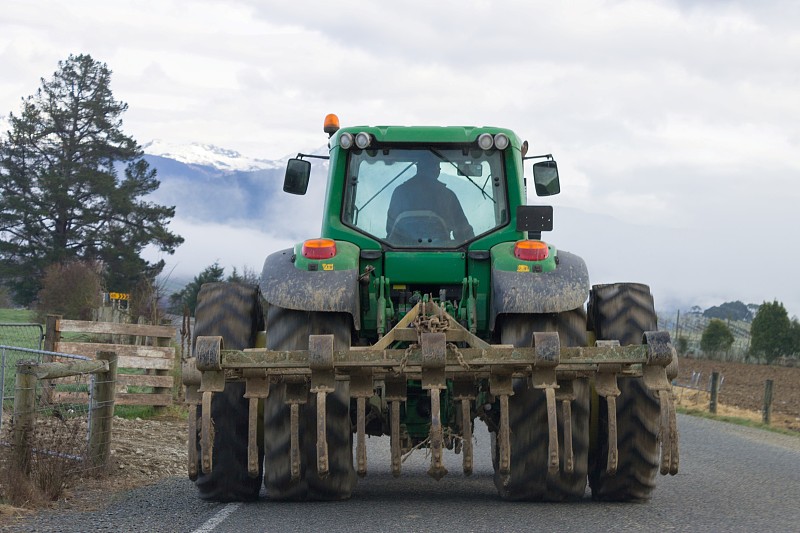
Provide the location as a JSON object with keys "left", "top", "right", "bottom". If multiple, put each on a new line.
{"left": 588, "top": 282, "right": 661, "bottom": 502}
{"left": 263, "top": 307, "right": 356, "bottom": 501}
{"left": 193, "top": 282, "right": 265, "bottom": 502}
{"left": 493, "top": 309, "right": 590, "bottom": 501}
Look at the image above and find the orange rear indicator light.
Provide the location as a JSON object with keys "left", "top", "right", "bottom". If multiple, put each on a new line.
{"left": 514, "top": 240, "right": 549, "bottom": 261}
{"left": 303, "top": 238, "right": 337, "bottom": 259}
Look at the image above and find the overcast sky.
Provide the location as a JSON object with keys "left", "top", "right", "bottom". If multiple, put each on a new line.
{"left": 2, "top": 0, "right": 799, "bottom": 316}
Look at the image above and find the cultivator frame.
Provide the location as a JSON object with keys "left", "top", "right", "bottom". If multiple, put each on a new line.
{"left": 183, "top": 300, "right": 679, "bottom": 483}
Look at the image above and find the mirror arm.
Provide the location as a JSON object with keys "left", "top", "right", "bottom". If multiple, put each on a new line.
{"left": 296, "top": 153, "right": 330, "bottom": 161}
{"left": 522, "top": 153, "right": 553, "bottom": 161}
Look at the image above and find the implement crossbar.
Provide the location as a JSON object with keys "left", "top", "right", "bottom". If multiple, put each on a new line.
{"left": 219, "top": 344, "right": 649, "bottom": 370}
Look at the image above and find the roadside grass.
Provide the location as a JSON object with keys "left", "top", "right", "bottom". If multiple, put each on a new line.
{"left": 115, "top": 403, "right": 187, "bottom": 420}
{"left": 677, "top": 406, "right": 800, "bottom": 437}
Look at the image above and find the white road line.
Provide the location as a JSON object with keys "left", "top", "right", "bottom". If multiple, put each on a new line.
{"left": 191, "top": 502, "right": 242, "bottom": 533}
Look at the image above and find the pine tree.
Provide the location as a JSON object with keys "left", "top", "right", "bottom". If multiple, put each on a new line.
{"left": 168, "top": 262, "right": 225, "bottom": 315}
{"left": 0, "top": 54, "right": 183, "bottom": 305}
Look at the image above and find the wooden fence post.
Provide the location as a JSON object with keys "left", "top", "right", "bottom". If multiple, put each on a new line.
{"left": 762, "top": 379, "right": 774, "bottom": 425}
{"left": 709, "top": 371, "right": 720, "bottom": 414}
{"left": 42, "top": 315, "right": 62, "bottom": 404}
{"left": 88, "top": 351, "right": 118, "bottom": 469}
{"left": 12, "top": 361, "right": 37, "bottom": 475}
{"left": 43, "top": 315, "right": 61, "bottom": 353}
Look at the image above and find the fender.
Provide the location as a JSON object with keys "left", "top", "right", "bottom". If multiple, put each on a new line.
{"left": 490, "top": 249, "right": 590, "bottom": 330}
{"left": 260, "top": 246, "right": 361, "bottom": 329}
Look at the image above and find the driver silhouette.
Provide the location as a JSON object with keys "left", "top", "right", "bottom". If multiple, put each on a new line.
{"left": 386, "top": 155, "right": 474, "bottom": 244}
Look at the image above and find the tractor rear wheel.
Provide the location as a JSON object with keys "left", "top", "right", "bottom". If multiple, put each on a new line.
{"left": 588, "top": 282, "right": 661, "bottom": 502}
{"left": 263, "top": 307, "right": 356, "bottom": 501}
{"left": 193, "top": 282, "right": 265, "bottom": 502}
{"left": 494, "top": 309, "right": 590, "bottom": 501}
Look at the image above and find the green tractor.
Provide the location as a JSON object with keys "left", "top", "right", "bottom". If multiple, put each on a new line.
{"left": 183, "top": 115, "right": 679, "bottom": 503}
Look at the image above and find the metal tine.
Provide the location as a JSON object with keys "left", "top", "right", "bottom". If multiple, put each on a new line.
{"left": 187, "top": 403, "right": 199, "bottom": 480}
{"left": 606, "top": 395, "right": 619, "bottom": 475}
{"left": 290, "top": 403, "right": 301, "bottom": 481}
{"left": 545, "top": 387, "right": 560, "bottom": 474}
{"left": 669, "top": 393, "right": 679, "bottom": 475}
{"left": 390, "top": 401, "right": 402, "bottom": 477}
{"left": 561, "top": 399, "right": 573, "bottom": 474}
{"left": 498, "top": 393, "right": 511, "bottom": 476}
{"left": 247, "top": 397, "right": 260, "bottom": 477}
{"left": 427, "top": 388, "right": 448, "bottom": 480}
{"left": 461, "top": 398, "right": 473, "bottom": 476}
{"left": 356, "top": 396, "right": 367, "bottom": 477}
{"left": 594, "top": 364, "right": 621, "bottom": 476}
{"left": 658, "top": 389, "right": 680, "bottom": 475}
{"left": 316, "top": 390, "right": 330, "bottom": 478}
{"left": 200, "top": 390, "right": 213, "bottom": 474}
{"left": 659, "top": 389, "right": 671, "bottom": 475}
{"left": 183, "top": 376, "right": 202, "bottom": 481}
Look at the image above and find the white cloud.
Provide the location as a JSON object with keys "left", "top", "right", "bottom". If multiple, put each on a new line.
{"left": 142, "top": 217, "right": 296, "bottom": 280}
{"left": 2, "top": 0, "right": 799, "bottom": 315}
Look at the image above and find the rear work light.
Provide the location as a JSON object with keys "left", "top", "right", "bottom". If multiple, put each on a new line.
{"left": 339, "top": 132, "right": 354, "bottom": 149}
{"left": 514, "top": 240, "right": 549, "bottom": 261}
{"left": 302, "top": 238, "right": 337, "bottom": 259}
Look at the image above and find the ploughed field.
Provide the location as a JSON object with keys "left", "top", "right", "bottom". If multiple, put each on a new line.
{"left": 675, "top": 356, "right": 800, "bottom": 432}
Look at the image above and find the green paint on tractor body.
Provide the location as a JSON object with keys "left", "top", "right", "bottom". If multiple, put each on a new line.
{"left": 267, "top": 122, "right": 582, "bottom": 442}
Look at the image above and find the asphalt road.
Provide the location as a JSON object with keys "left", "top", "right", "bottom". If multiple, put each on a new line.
{"left": 8, "top": 414, "right": 800, "bottom": 533}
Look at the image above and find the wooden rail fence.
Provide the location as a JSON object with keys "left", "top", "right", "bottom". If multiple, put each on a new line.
{"left": 44, "top": 315, "right": 177, "bottom": 407}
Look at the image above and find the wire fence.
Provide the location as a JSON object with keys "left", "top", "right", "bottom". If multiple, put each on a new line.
{"left": 657, "top": 312, "right": 753, "bottom": 361}
{"left": 1, "top": 345, "right": 115, "bottom": 502}
{"left": 674, "top": 370, "right": 725, "bottom": 393}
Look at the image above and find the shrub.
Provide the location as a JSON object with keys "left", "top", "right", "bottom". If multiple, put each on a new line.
{"left": 35, "top": 260, "right": 103, "bottom": 322}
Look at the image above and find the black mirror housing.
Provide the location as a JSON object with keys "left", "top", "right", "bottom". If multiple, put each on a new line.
{"left": 532, "top": 160, "right": 561, "bottom": 196}
{"left": 284, "top": 158, "right": 311, "bottom": 195}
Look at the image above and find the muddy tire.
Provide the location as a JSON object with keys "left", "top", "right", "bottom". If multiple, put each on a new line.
{"left": 263, "top": 307, "right": 356, "bottom": 501}
{"left": 588, "top": 282, "right": 661, "bottom": 502}
{"left": 193, "top": 282, "right": 265, "bottom": 502}
{"left": 494, "top": 309, "right": 590, "bottom": 501}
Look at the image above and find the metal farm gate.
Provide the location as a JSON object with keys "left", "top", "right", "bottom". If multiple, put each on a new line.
{"left": 1, "top": 323, "right": 45, "bottom": 430}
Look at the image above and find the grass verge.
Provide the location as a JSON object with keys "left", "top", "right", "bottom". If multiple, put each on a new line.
{"left": 677, "top": 406, "right": 800, "bottom": 437}
{"left": 115, "top": 403, "right": 187, "bottom": 421}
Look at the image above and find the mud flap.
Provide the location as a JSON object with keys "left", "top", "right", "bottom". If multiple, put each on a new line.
{"left": 489, "top": 250, "right": 589, "bottom": 330}
{"left": 260, "top": 249, "right": 361, "bottom": 329}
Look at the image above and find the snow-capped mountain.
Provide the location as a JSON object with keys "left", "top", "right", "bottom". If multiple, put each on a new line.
{"left": 142, "top": 140, "right": 283, "bottom": 173}
{"left": 140, "top": 141, "right": 330, "bottom": 231}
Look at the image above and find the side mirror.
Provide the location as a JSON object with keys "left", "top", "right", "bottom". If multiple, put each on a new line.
{"left": 283, "top": 158, "right": 311, "bottom": 195}
{"left": 532, "top": 160, "right": 560, "bottom": 196}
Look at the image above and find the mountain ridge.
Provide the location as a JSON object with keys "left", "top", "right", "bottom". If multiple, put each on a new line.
{"left": 142, "top": 139, "right": 284, "bottom": 173}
